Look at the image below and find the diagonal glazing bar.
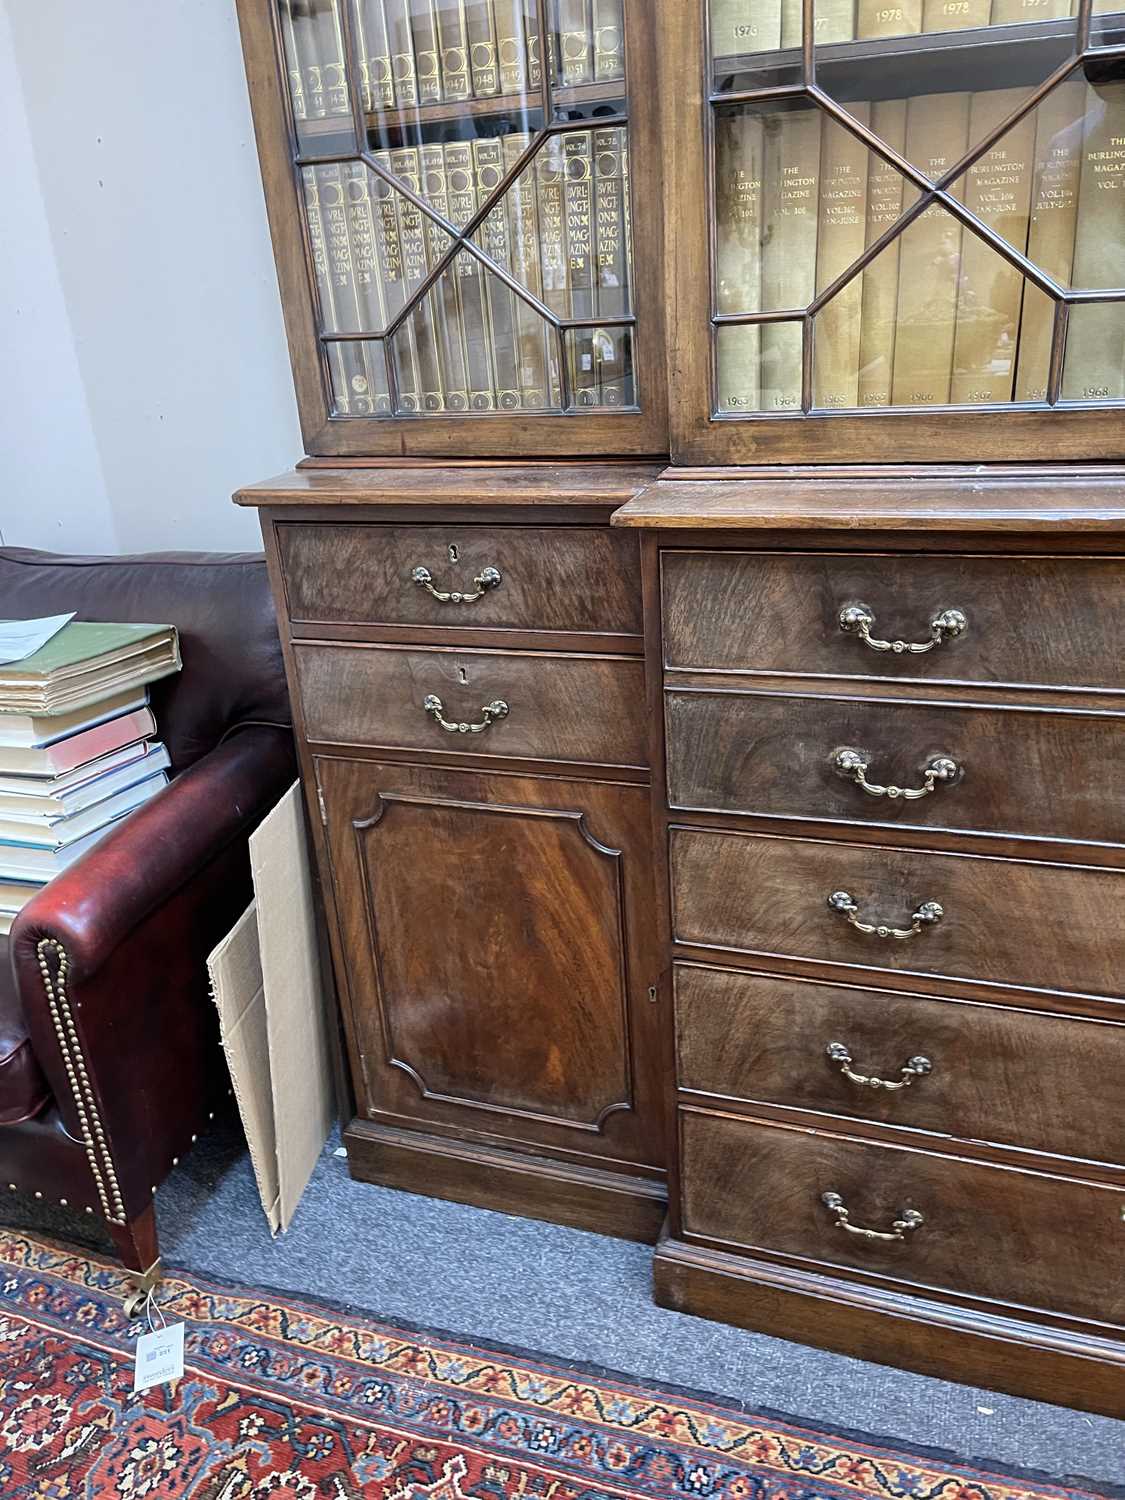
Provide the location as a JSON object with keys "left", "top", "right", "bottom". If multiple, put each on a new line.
{"left": 807, "top": 191, "right": 936, "bottom": 315}
{"left": 1047, "top": 300, "right": 1070, "bottom": 405}
{"left": 934, "top": 57, "right": 1079, "bottom": 195}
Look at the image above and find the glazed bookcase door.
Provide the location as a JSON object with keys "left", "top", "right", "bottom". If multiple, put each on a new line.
{"left": 666, "top": 0, "right": 1125, "bottom": 461}
{"left": 236, "top": 0, "right": 666, "bottom": 456}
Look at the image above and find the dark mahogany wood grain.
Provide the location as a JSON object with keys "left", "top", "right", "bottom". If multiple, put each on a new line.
{"left": 653, "top": 1234, "right": 1125, "bottom": 1419}
{"left": 674, "top": 964, "right": 1125, "bottom": 1165}
{"left": 678, "top": 1110, "right": 1125, "bottom": 1328}
{"left": 278, "top": 521, "right": 643, "bottom": 637}
{"left": 669, "top": 828, "right": 1125, "bottom": 1001}
{"left": 236, "top": 465, "right": 663, "bottom": 508}
{"left": 661, "top": 550, "right": 1125, "bottom": 692}
{"left": 317, "top": 758, "right": 664, "bottom": 1172}
{"left": 294, "top": 642, "right": 647, "bottom": 769}
{"left": 665, "top": 689, "right": 1125, "bottom": 847}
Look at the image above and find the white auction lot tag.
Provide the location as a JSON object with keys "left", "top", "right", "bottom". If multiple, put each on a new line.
{"left": 133, "top": 1321, "right": 185, "bottom": 1393}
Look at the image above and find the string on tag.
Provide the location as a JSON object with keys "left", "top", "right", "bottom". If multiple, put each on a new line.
{"left": 144, "top": 1285, "right": 167, "bottom": 1334}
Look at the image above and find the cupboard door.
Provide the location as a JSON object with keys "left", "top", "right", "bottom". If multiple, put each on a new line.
{"left": 317, "top": 757, "right": 664, "bottom": 1170}
{"left": 236, "top": 0, "right": 666, "bottom": 457}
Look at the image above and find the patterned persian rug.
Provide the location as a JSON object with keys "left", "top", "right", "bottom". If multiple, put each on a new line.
{"left": 0, "top": 1230, "right": 1110, "bottom": 1500}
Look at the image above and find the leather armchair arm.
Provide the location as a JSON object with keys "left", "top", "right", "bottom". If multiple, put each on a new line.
{"left": 10, "top": 725, "right": 296, "bottom": 1218}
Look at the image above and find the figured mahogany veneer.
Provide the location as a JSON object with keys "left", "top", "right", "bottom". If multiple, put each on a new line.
{"left": 661, "top": 549, "right": 1125, "bottom": 692}
{"left": 665, "top": 690, "right": 1125, "bottom": 848}
{"left": 278, "top": 522, "right": 644, "bottom": 644}
{"left": 670, "top": 827, "right": 1125, "bottom": 1002}
{"left": 678, "top": 1110, "right": 1125, "bottom": 1330}
{"left": 674, "top": 964, "right": 1125, "bottom": 1166}
{"left": 294, "top": 642, "right": 647, "bottom": 771}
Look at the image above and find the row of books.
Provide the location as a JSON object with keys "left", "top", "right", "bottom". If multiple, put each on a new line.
{"left": 282, "top": 0, "right": 625, "bottom": 121}
{"left": 0, "top": 623, "right": 180, "bottom": 935}
{"left": 712, "top": 0, "right": 1110, "bottom": 55}
{"left": 306, "top": 127, "right": 634, "bottom": 414}
{"left": 714, "top": 79, "right": 1125, "bottom": 413}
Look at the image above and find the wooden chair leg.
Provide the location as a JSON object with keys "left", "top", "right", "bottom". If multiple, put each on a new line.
{"left": 108, "top": 1203, "right": 162, "bottom": 1316}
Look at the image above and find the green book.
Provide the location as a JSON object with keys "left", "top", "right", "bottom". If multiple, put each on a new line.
{"left": 0, "top": 623, "right": 181, "bottom": 715}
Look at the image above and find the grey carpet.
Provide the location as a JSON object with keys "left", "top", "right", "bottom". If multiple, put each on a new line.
{"left": 3, "top": 1124, "right": 1122, "bottom": 1490}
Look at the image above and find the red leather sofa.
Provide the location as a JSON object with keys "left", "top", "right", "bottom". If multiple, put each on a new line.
{"left": 0, "top": 547, "right": 294, "bottom": 1306}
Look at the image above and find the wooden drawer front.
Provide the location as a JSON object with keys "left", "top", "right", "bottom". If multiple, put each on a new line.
{"left": 295, "top": 644, "right": 647, "bottom": 769}
{"left": 665, "top": 690, "right": 1124, "bottom": 846}
{"left": 679, "top": 1111, "right": 1125, "bottom": 1327}
{"left": 675, "top": 966, "right": 1125, "bottom": 1164}
{"left": 662, "top": 551, "right": 1125, "bottom": 692}
{"left": 670, "top": 829, "right": 1125, "bottom": 999}
{"left": 279, "top": 523, "right": 642, "bottom": 638}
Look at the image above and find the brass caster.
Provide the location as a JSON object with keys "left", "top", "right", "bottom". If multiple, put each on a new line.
{"left": 123, "top": 1259, "right": 162, "bottom": 1319}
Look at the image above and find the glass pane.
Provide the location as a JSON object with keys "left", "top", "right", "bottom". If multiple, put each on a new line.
{"left": 716, "top": 320, "right": 804, "bottom": 412}
{"left": 714, "top": 100, "right": 824, "bottom": 318}
{"left": 326, "top": 340, "right": 393, "bottom": 414}
{"left": 1063, "top": 301, "right": 1125, "bottom": 401}
{"left": 566, "top": 327, "right": 637, "bottom": 407}
{"left": 280, "top": 0, "right": 358, "bottom": 154}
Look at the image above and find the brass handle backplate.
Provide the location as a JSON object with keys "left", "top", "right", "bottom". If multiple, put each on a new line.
{"left": 825, "top": 1041, "right": 933, "bottom": 1091}
{"left": 422, "top": 693, "right": 509, "bottom": 734}
{"left": 412, "top": 563, "right": 502, "bottom": 604}
{"left": 828, "top": 889, "right": 944, "bottom": 941}
{"left": 821, "top": 1190, "right": 924, "bottom": 1243}
{"left": 839, "top": 601, "right": 967, "bottom": 656}
{"left": 833, "top": 746, "right": 961, "bottom": 801}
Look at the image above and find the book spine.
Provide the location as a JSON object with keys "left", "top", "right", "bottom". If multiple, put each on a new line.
{"left": 781, "top": 0, "right": 801, "bottom": 46}
{"left": 344, "top": 163, "right": 393, "bottom": 413}
{"left": 813, "top": 104, "right": 870, "bottom": 410}
{"left": 1063, "top": 83, "right": 1125, "bottom": 400}
{"left": 857, "top": 98, "right": 907, "bottom": 407}
{"left": 857, "top": 0, "right": 922, "bottom": 38}
{"left": 563, "top": 130, "right": 597, "bottom": 405}
{"left": 526, "top": 2, "right": 550, "bottom": 88}
{"left": 890, "top": 92, "right": 971, "bottom": 406}
{"left": 714, "top": 107, "right": 765, "bottom": 411}
{"left": 315, "top": 161, "right": 369, "bottom": 413}
{"left": 313, "top": 0, "right": 350, "bottom": 115}
{"left": 922, "top": 0, "right": 991, "bottom": 30}
{"left": 558, "top": 0, "right": 594, "bottom": 85}
{"left": 592, "top": 0, "right": 625, "bottom": 80}
{"left": 503, "top": 133, "right": 558, "bottom": 407}
{"left": 1014, "top": 79, "right": 1083, "bottom": 402}
{"left": 389, "top": 148, "right": 445, "bottom": 411}
{"left": 436, "top": 0, "right": 473, "bottom": 99}
{"left": 493, "top": 0, "right": 529, "bottom": 94}
{"left": 466, "top": 0, "right": 502, "bottom": 96}
{"left": 814, "top": 0, "right": 857, "bottom": 40}
{"left": 711, "top": 0, "right": 782, "bottom": 54}
{"left": 373, "top": 150, "right": 418, "bottom": 410}
{"left": 474, "top": 139, "right": 521, "bottom": 407}
{"left": 950, "top": 88, "right": 1036, "bottom": 404}
{"left": 302, "top": 166, "right": 352, "bottom": 411}
{"left": 279, "top": 0, "right": 308, "bottom": 119}
{"left": 991, "top": 0, "right": 1068, "bottom": 20}
{"left": 446, "top": 142, "right": 496, "bottom": 408}
{"left": 593, "top": 125, "right": 630, "bottom": 405}
{"left": 357, "top": 0, "right": 395, "bottom": 106}
{"left": 421, "top": 142, "right": 471, "bottom": 410}
{"left": 760, "top": 107, "right": 823, "bottom": 412}
{"left": 383, "top": 0, "right": 418, "bottom": 105}
{"left": 410, "top": 0, "right": 444, "bottom": 102}
{"left": 291, "top": 0, "right": 327, "bottom": 118}
{"left": 535, "top": 134, "right": 570, "bottom": 319}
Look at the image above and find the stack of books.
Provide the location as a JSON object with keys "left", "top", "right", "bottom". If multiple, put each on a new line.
{"left": 0, "top": 622, "right": 181, "bottom": 935}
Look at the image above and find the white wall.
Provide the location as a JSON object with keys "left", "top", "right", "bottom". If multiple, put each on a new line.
{"left": 1, "top": 0, "right": 304, "bottom": 556}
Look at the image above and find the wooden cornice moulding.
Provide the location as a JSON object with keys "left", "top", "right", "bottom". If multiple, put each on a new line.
{"left": 609, "top": 464, "right": 1125, "bottom": 531}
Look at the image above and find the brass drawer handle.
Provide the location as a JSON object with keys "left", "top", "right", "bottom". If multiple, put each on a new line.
{"left": 828, "top": 889, "right": 944, "bottom": 940}
{"left": 412, "top": 563, "right": 502, "bottom": 604}
{"left": 833, "top": 746, "right": 961, "bottom": 801}
{"left": 422, "top": 693, "right": 509, "bottom": 734}
{"left": 826, "top": 1041, "right": 933, "bottom": 1091}
{"left": 821, "top": 1190, "right": 924, "bottom": 1243}
{"left": 839, "top": 601, "right": 967, "bottom": 655}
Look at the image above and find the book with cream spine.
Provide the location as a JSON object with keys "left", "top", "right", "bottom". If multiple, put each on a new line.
{"left": 760, "top": 106, "right": 823, "bottom": 412}
{"left": 714, "top": 107, "right": 765, "bottom": 412}
{"left": 857, "top": 98, "right": 908, "bottom": 407}
{"left": 813, "top": 105, "right": 870, "bottom": 409}
{"left": 1062, "top": 83, "right": 1125, "bottom": 401}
